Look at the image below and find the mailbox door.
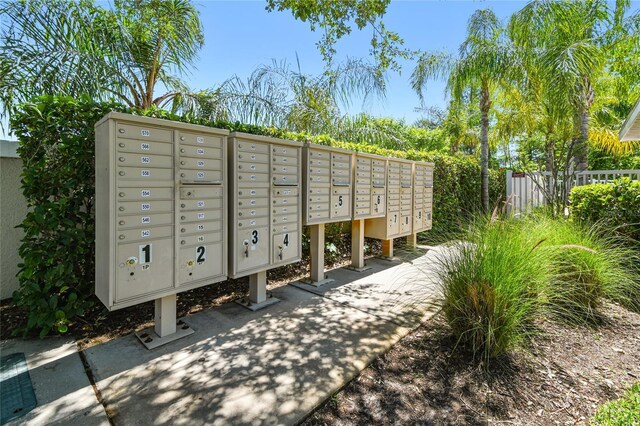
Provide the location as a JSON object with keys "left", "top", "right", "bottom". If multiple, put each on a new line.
{"left": 272, "top": 231, "right": 299, "bottom": 264}
{"left": 236, "top": 226, "right": 270, "bottom": 272}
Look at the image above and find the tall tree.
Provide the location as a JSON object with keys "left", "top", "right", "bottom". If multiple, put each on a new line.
{"left": 1, "top": 0, "right": 204, "bottom": 117}
{"left": 509, "top": 0, "right": 640, "bottom": 171}
{"left": 411, "top": 9, "right": 518, "bottom": 211}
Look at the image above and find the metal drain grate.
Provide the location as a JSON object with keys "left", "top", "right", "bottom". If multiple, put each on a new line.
{"left": 1, "top": 353, "right": 37, "bottom": 424}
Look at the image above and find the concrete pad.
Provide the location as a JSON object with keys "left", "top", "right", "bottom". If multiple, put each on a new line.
{"left": 0, "top": 337, "right": 109, "bottom": 426}
{"left": 85, "top": 285, "right": 409, "bottom": 425}
{"left": 292, "top": 245, "right": 444, "bottom": 328}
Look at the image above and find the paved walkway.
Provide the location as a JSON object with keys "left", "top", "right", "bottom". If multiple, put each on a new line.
{"left": 2, "top": 245, "right": 443, "bottom": 425}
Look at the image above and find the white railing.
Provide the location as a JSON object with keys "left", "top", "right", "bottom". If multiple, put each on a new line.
{"left": 506, "top": 169, "right": 640, "bottom": 215}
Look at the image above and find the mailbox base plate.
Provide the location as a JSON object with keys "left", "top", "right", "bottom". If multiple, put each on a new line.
{"left": 376, "top": 255, "right": 401, "bottom": 262}
{"left": 235, "top": 297, "right": 280, "bottom": 312}
{"left": 296, "top": 277, "right": 335, "bottom": 288}
{"left": 345, "top": 265, "right": 372, "bottom": 273}
{"left": 135, "top": 320, "right": 195, "bottom": 350}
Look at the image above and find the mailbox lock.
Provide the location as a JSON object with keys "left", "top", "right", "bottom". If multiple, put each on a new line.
{"left": 119, "top": 157, "right": 125, "bottom": 162}
{"left": 119, "top": 171, "right": 125, "bottom": 176}
{"left": 118, "top": 128, "right": 125, "bottom": 134}
{"left": 181, "top": 173, "right": 185, "bottom": 177}
{"left": 119, "top": 220, "right": 125, "bottom": 225}
{"left": 181, "top": 203, "right": 186, "bottom": 208}
{"left": 180, "top": 161, "right": 185, "bottom": 165}
{"left": 180, "top": 136, "right": 185, "bottom": 141}
{"left": 119, "top": 207, "right": 125, "bottom": 211}
{"left": 181, "top": 228, "right": 186, "bottom": 232}
{"left": 119, "top": 235, "right": 125, "bottom": 240}
{"left": 119, "top": 192, "right": 125, "bottom": 197}
{"left": 243, "top": 240, "right": 249, "bottom": 257}
{"left": 118, "top": 143, "right": 125, "bottom": 148}
{"left": 238, "top": 212, "right": 243, "bottom": 216}
{"left": 187, "top": 260, "right": 195, "bottom": 267}
{"left": 126, "top": 257, "right": 137, "bottom": 266}
{"left": 181, "top": 216, "right": 186, "bottom": 220}
{"left": 278, "top": 245, "right": 283, "bottom": 260}
{"left": 180, "top": 149, "right": 185, "bottom": 153}
{"left": 181, "top": 240, "right": 186, "bottom": 245}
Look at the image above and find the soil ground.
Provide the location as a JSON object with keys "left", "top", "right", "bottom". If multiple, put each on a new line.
{"left": 303, "top": 302, "right": 640, "bottom": 426}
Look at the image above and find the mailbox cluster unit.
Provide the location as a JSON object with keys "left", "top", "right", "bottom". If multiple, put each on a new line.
{"left": 227, "top": 133, "right": 303, "bottom": 278}
{"left": 303, "top": 144, "right": 354, "bottom": 225}
{"left": 95, "top": 113, "right": 228, "bottom": 310}
{"left": 95, "top": 113, "right": 434, "bottom": 345}
{"left": 363, "top": 158, "right": 415, "bottom": 240}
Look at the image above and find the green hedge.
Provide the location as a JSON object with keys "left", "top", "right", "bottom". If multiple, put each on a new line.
{"left": 10, "top": 95, "right": 504, "bottom": 335}
{"left": 569, "top": 178, "right": 640, "bottom": 242}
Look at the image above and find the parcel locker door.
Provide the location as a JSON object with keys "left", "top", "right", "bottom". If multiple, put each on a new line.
{"left": 115, "top": 238, "right": 173, "bottom": 302}
{"left": 372, "top": 191, "right": 385, "bottom": 216}
{"left": 236, "top": 227, "right": 270, "bottom": 273}
{"left": 179, "top": 241, "right": 224, "bottom": 285}
{"left": 272, "top": 231, "right": 299, "bottom": 264}
{"left": 388, "top": 211, "right": 400, "bottom": 236}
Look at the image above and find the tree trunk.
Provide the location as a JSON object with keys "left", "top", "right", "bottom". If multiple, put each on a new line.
{"left": 574, "top": 80, "right": 594, "bottom": 172}
{"left": 480, "top": 83, "right": 490, "bottom": 213}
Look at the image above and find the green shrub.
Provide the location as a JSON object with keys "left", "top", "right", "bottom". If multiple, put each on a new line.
{"left": 570, "top": 178, "right": 640, "bottom": 243}
{"left": 10, "top": 96, "right": 129, "bottom": 336}
{"left": 592, "top": 382, "right": 640, "bottom": 425}
{"left": 436, "top": 218, "right": 550, "bottom": 362}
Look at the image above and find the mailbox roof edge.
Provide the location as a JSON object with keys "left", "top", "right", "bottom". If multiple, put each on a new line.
{"left": 95, "top": 111, "right": 230, "bottom": 136}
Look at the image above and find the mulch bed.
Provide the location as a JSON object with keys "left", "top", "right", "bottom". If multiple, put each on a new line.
{"left": 303, "top": 302, "right": 640, "bottom": 425}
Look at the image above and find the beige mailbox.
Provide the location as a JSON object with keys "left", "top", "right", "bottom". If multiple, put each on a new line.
{"left": 412, "top": 161, "right": 434, "bottom": 233}
{"left": 300, "top": 144, "right": 354, "bottom": 285}
{"left": 95, "top": 112, "right": 228, "bottom": 348}
{"left": 364, "top": 158, "right": 414, "bottom": 258}
{"left": 228, "top": 133, "right": 302, "bottom": 309}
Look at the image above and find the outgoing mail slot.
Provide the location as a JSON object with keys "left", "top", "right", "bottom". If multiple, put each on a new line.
{"left": 116, "top": 123, "right": 172, "bottom": 143}
{"left": 117, "top": 152, "right": 172, "bottom": 168}
{"left": 179, "top": 241, "right": 223, "bottom": 286}
{"left": 273, "top": 174, "right": 298, "bottom": 186}
{"left": 179, "top": 169, "right": 223, "bottom": 183}
{"left": 117, "top": 186, "right": 173, "bottom": 201}
{"left": 118, "top": 212, "right": 173, "bottom": 230}
{"left": 238, "top": 162, "right": 269, "bottom": 173}
{"left": 180, "top": 157, "right": 223, "bottom": 170}
{"left": 237, "top": 142, "right": 269, "bottom": 154}
{"left": 115, "top": 237, "right": 173, "bottom": 302}
{"left": 238, "top": 152, "right": 269, "bottom": 163}
{"left": 117, "top": 139, "right": 173, "bottom": 156}
{"left": 238, "top": 216, "right": 269, "bottom": 229}
{"left": 180, "top": 209, "right": 222, "bottom": 223}
{"left": 178, "top": 132, "right": 223, "bottom": 148}
{"left": 273, "top": 231, "right": 299, "bottom": 264}
{"left": 118, "top": 200, "right": 173, "bottom": 214}
{"left": 236, "top": 227, "right": 270, "bottom": 273}
{"left": 178, "top": 232, "right": 222, "bottom": 248}
{"left": 117, "top": 167, "right": 173, "bottom": 182}
{"left": 179, "top": 145, "right": 222, "bottom": 159}
{"left": 238, "top": 207, "right": 269, "bottom": 218}
{"left": 180, "top": 220, "right": 222, "bottom": 235}
{"left": 180, "top": 186, "right": 223, "bottom": 199}
{"left": 180, "top": 198, "right": 222, "bottom": 211}
{"left": 117, "top": 225, "right": 173, "bottom": 243}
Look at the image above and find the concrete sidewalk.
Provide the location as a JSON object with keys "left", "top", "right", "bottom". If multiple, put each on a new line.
{"left": 3, "top": 245, "right": 443, "bottom": 426}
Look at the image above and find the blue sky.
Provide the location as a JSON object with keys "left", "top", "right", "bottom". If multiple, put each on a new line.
{"left": 190, "top": 0, "right": 530, "bottom": 124}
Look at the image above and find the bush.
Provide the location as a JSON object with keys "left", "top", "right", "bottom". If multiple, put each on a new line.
{"left": 592, "top": 382, "right": 640, "bottom": 425}
{"left": 10, "top": 96, "right": 129, "bottom": 336}
{"left": 436, "top": 218, "right": 550, "bottom": 362}
{"left": 10, "top": 95, "right": 503, "bottom": 336}
{"left": 570, "top": 178, "right": 640, "bottom": 243}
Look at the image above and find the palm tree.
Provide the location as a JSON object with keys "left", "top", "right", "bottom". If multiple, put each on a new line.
{"left": 411, "top": 9, "right": 519, "bottom": 211}
{"left": 509, "top": 0, "right": 640, "bottom": 171}
{"left": 1, "top": 0, "right": 204, "bottom": 117}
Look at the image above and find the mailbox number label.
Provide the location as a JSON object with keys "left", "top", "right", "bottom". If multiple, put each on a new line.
{"left": 141, "top": 203, "right": 151, "bottom": 211}
{"left": 141, "top": 170, "right": 151, "bottom": 177}
{"left": 197, "top": 160, "right": 205, "bottom": 167}
{"left": 141, "top": 190, "right": 151, "bottom": 197}
{"left": 197, "top": 224, "right": 205, "bottom": 231}
{"left": 141, "top": 230, "right": 150, "bottom": 238}
{"left": 197, "top": 213, "right": 205, "bottom": 219}
{"left": 140, "top": 129, "right": 150, "bottom": 137}
{"left": 139, "top": 244, "right": 152, "bottom": 264}
{"left": 142, "top": 216, "right": 151, "bottom": 224}
{"left": 141, "top": 143, "right": 150, "bottom": 150}
{"left": 196, "top": 136, "right": 204, "bottom": 143}
{"left": 197, "top": 236, "right": 205, "bottom": 242}
{"left": 196, "top": 246, "right": 206, "bottom": 263}
{"left": 377, "top": 195, "right": 381, "bottom": 204}
{"left": 141, "top": 156, "right": 150, "bottom": 164}
{"left": 251, "top": 230, "right": 259, "bottom": 244}
{"left": 197, "top": 148, "right": 205, "bottom": 155}
{"left": 197, "top": 172, "right": 205, "bottom": 178}
{"left": 197, "top": 200, "right": 205, "bottom": 208}
{"left": 283, "top": 233, "right": 289, "bottom": 247}
{"left": 338, "top": 196, "right": 343, "bottom": 206}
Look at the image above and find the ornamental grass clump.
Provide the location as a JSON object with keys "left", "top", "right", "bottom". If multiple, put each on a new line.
{"left": 526, "top": 215, "right": 640, "bottom": 323}
{"left": 436, "top": 218, "right": 552, "bottom": 363}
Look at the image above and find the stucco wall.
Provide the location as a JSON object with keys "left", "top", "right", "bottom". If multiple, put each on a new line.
{"left": 1, "top": 140, "right": 27, "bottom": 300}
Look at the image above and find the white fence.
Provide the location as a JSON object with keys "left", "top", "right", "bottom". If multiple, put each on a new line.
{"left": 506, "top": 169, "right": 640, "bottom": 215}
